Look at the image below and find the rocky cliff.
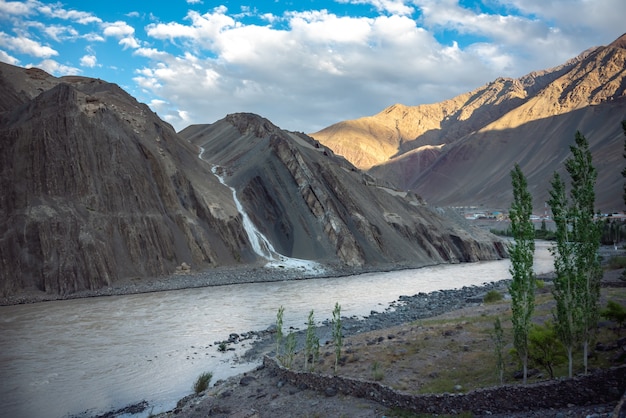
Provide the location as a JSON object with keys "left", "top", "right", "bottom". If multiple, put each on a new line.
{"left": 0, "top": 63, "right": 251, "bottom": 296}
{"left": 311, "top": 35, "right": 626, "bottom": 212}
{"left": 181, "top": 113, "right": 506, "bottom": 268}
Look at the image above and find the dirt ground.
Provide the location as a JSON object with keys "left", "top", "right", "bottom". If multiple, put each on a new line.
{"left": 157, "top": 269, "right": 626, "bottom": 418}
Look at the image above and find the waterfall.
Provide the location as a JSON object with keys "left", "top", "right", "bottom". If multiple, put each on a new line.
{"left": 211, "top": 165, "right": 277, "bottom": 260}
{"left": 198, "top": 147, "right": 324, "bottom": 273}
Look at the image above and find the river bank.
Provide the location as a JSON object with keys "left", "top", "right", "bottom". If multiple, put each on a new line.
{"left": 156, "top": 268, "right": 626, "bottom": 418}
{"left": 0, "top": 259, "right": 455, "bottom": 306}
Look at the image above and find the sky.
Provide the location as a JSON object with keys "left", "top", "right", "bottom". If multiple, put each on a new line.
{"left": 1, "top": 1, "right": 625, "bottom": 133}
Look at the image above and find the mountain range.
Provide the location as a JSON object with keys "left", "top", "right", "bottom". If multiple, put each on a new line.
{"left": 311, "top": 34, "right": 626, "bottom": 213}
{"left": 0, "top": 63, "right": 504, "bottom": 298}
{"left": 3, "top": 34, "right": 623, "bottom": 298}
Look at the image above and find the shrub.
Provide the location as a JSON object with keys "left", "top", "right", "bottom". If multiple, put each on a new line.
{"left": 601, "top": 300, "right": 626, "bottom": 335}
{"left": 193, "top": 371, "right": 213, "bottom": 394}
{"left": 371, "top": 361, "right": 384, "bottom": 381}
{"left": 283, "top": 332, "right": 297, "bottom": 369}
{"left": 483, "top": 290, "right": 503, "bottom": 303}
{"left": 528, "top": 322, "right": 566, "bottom": 379}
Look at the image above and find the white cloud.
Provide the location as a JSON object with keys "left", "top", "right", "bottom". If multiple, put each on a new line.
{"left": 145, "top": 7, "right": 235, "bottom": 47}
{"left": 0, "top": 0, "right": 38, "bottom": 16}
{"left": 0, "top": 49, "right": 20, "bottom": 65}
{"left": 41, "top": 24, "right": 79, "bottom": 42}
{"left": 135, "top": 7, "right": 502, "bottom": 132}
{"left": 37, "top": 3, "right": 102, "bottom": 24}
{"left": 80, "top": 53, "right": 96, "bottom": 67}
{"left": 336, "top": 0, "right": 415, "bottom": 16}
{"left": 119, "top": 36, "right": 140, "bottom": 49}
{"left": 0, "top": 31, "right": 57, "bottom": 58}
{"left": 101, "top": 20, "right": 140, "bottom": 50}
{"left": 103, "top": 20, "right": 135, "bottom": 38}
{"left": 28, "top": 58, "right": 79, "bottom": 75}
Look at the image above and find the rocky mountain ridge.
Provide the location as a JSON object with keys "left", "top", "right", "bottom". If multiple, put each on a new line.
{"left": 1, "top": 63, "right": 505, "bottom": 298}
{"left": 181, "top": 113, "right": 505, "bottom": 268}
{"left": 311, "top": 34, "right": 626, "bottom": 211}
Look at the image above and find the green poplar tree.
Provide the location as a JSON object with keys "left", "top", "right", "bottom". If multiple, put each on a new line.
{"left": 332, "top": 302, "right": 343, "bottom": 374}
{"left": 548, "top": 131, "right": 602, "bottom": 376}
{"left": 275, "top": 306, "right": 285, "bottom": 359}
{"left": 565, "top": 131, "right": 602, "bottom": 374}
{"left": 548, "top": 172, "right": 578, "bottom": 377}
{"left": 492, "top": 317, "right": 505, "bottom": 385}
{"left": 304, "top": 309, "right": 319, "bottom": 371}
{"left": 508, "top": 164, "right": 536, "bottom": 384}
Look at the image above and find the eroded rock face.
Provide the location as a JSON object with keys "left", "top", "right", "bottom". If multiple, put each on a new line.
{"left": 181, "top": 113, "right": 506, "bottom": 268}
{"left": 0, "top": 63, "right": 250, "bottom": 296}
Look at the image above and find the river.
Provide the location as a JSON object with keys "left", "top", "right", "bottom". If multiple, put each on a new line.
{"left": 0, "top": 242, "right": 554, "bottom": 418}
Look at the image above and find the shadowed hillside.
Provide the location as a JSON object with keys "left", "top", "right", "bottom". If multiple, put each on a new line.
{"left": 181, "top": 113, "right": 506, "bottom": 268}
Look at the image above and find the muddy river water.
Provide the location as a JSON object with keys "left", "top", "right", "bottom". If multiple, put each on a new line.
{"left": 0, "top": 243, "right": 554, "bottom": 418}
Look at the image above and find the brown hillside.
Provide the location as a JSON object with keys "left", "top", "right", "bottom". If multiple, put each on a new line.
{"left": 311, "top": 36, "right": 625, "bottom": 212}
{"left": 0, "top": 63, "right": 251, "bottom": 296}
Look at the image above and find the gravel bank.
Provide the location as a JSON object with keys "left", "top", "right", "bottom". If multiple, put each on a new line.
{"left": 0, "top": 260, "right": 448, "bottom": 306}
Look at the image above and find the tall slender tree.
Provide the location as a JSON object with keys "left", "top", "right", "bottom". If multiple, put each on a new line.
{"left": 548, "top": 172, "right": 578, "bottom": 377}
{"left": 565, "top": 131, "right": 602, "bottom": 374}
{"left": 304, "top": 309, "right": 318, "bottom": 371}
{"left": 332, "top": 302, "right": 343, "bottom": 374}
{"left": 508, "top": 164, "right": 536, "bottom": 384}
{"left": 275, "top": 306, "right": 285, "bottom": 359}
{"left": 548, "top": 131, "right": 601, "bottom": 376}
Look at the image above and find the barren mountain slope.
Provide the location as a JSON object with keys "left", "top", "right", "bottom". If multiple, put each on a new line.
{"left": 309, "top": 47, "right": 592, "bottom": 170}
{"left": 180, "top": 113, "right": 506, "bottom": 268}
{"left": 312, "top": 35, "right": 626, "bottom": 212}
{"left": 0, "top": 63, "right": 252, "bottom": 297}
{"left": 400, "top": 37, "right": 626, "bottom": 211}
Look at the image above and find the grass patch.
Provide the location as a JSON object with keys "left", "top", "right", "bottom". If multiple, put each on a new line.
{"left": 193, "top": 371, "right": 213, "bottom": 394}
{"left": 483, "top": 290, "right": 503, "bottom": 303}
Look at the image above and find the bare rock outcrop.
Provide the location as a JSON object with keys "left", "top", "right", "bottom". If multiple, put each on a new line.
{"left": 0, "top": 63, "right": 252, "bottom": 296}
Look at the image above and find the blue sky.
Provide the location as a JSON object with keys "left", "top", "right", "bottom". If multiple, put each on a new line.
{"left": 1, "top": 0, "right": 624, "bottom": 132}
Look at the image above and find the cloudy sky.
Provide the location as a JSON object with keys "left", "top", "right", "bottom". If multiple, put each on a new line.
{"left": 1, "top": 0, "right": 624, "bottom": 133}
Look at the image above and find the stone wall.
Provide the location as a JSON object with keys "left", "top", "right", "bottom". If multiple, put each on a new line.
{"left": 263, "top": 356, "right": 625, "bottom": 415}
